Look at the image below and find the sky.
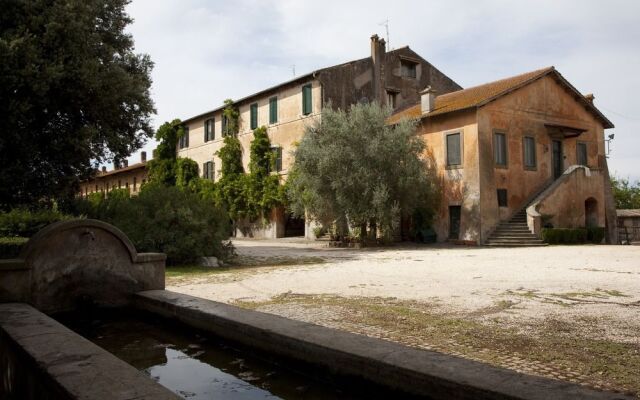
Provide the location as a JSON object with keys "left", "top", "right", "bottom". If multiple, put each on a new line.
{"left": 124, "top": 0, "right": 640, "bottom": 181}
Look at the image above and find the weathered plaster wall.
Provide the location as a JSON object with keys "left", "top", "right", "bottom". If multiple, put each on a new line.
{"left": 179, "top": 79, "right": 321, "bottom": 182}
{"left": 416, "top": 109, "right": 481, "bottom": 243}
{"left": 477, "top": 75, "right": 609, "bottom": 242}
{"left": 535, "top": 168, "right": 606, "bottom": 228}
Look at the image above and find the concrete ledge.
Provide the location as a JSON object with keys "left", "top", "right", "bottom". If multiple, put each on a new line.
{"left": 0, "top": 303, "right": 180, "bottom": 400}
{"left": 134, "top": 290, "right": 631, "bottom": 400}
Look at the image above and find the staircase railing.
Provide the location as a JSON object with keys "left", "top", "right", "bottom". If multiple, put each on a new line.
{"left": 526, "top": 165, "right": 595, "bottom": 237}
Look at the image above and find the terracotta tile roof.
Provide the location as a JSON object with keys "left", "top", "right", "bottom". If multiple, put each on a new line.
{"left": 388, "top": 67, "right": 614, "bottom": 129}
{"left": 97, "top": 161, "right": 147, "bottom": 178}
{"left": 617, "top": 209, "right": 640, "bottom": 218}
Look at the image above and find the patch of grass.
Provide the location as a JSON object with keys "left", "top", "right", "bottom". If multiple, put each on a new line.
{"left": 165, "top": 256, "right": 327, "bottom": 283}
{"left": 227, "top": 255, "right": 326, "bottom": 267}
{"left": 236, "top": 293, "right": 640, "bottom": 396}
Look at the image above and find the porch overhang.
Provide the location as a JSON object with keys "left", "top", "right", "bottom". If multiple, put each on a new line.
{"left": 544, "top": 123, "right": 588, "bottom": 138}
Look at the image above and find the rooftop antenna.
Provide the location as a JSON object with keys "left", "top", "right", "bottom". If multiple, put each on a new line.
{"left": 379, "top": 18, "right": 390, "bottom": 49}
{"left": 291, "top": 64, "right": 296, "bottom": 78}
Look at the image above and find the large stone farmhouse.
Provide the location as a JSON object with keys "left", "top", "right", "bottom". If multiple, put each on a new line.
{"left": 389, "top": 67, "right": 616, "bottom": 245}
{"left": 177, "top": 35, "right": 461, "bottom": 237}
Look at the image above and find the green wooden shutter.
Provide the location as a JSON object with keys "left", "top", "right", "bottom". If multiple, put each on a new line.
{"left": 302, "top": 84, "right": 312, "bottom": 115}
{"left": 269, "top": 97, "right": 278, "bottom": 124}
{"left": 250, "top": 103, "right": 258, "bottom": 129}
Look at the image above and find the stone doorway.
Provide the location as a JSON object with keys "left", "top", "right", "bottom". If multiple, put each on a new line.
{"left": 585, "top": 197, "right": 598, "bottom": 227}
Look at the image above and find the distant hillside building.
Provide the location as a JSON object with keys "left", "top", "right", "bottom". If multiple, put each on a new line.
{"left": 178, "top": 35, "right": 461, "bottom": 238}
{"left": 78, "top": 152, "right": 149, "bottom": 198}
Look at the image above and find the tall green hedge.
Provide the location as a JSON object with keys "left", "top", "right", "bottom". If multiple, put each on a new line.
{"left": 0, "top": 208, "right": 74, "bottom": 237}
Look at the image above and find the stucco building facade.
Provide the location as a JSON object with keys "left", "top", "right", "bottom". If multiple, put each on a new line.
{"left": 389, "top": 67, "right": 616, "bottom": 245}
{"left": 78, "top": 152, "right": 149, "bottom": 198}
{"left": 177, "top": 35, "right": 461, "bottom": 238}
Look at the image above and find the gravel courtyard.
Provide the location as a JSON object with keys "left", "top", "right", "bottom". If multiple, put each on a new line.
{"left": 167, "top": 239, "right": 640, "bottom": 396}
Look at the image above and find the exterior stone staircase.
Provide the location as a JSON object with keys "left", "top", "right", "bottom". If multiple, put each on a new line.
{"left": 485, "top": 209, "right": 547, "bottom": 247}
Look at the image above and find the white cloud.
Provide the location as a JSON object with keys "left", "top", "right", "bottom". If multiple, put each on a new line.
{"left": 123, "top": 0, "right": 640, "bottom": 181}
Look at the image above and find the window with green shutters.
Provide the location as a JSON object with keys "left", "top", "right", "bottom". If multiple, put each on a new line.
{"left": 577, "top": 142, "right": 588, "bottom": 166}
{"left": 203, "top": 161, "right": 214, "bottom": 181}
{"left": 302, "top": 84, "right": 312, "bottom": 115}
{"left": 269, "top": 97, "right": 278, "bottom": 124}
{"left": 204, "top": 118, "right": 214, "bottom": 142}
{"left": 271, "top": 146, "right": 282, "bottom": 172}
{"left": 494, "top": 132, "right": 507, "bottom": 167}
{"left": 446, "top": 132, "right": 462, "bottom": 167}
{"left": 250, "top": 103, "right": 258, "bottom": 130}
{"left": 178, "top": 126, "right": 189, "bottom": 149}
{"left": 523, "top": 136, "right": 536, "bottom": 169}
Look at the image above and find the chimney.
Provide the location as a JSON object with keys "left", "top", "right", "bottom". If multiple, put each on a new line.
{"left": 141, "top": 151, "right": 147, "bottom": 163}
{"left": 123, "top": 159, "right": 128, "bottom": 168}
{"left": 114, "top": 160, "right": 120, "bottom": 170}
{"left": 584, "top": 93, "right": 595, "bottom": 104}
{"left": 370, "top": 34, "right": 386, "bottom": 104}
{"left": 420, "top": 86, "right": 437, "bottom": 114}
{"left": 101, "top": 166, "right": 107, "bottom": 173}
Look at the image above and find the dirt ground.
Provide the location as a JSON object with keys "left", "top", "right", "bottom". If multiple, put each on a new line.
{"left": 167, "top": 239, "right": 640, "bottom": 396}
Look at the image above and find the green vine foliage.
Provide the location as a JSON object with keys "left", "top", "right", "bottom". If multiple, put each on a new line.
{"left": 214, "top": 135, "right": 247, "bottom": 219}
{"left": 175, "top": 157, "right": 199, "bottom": 188}
{"left": 148, "top": 119, "right": 183, "bottom": 186}
{"left": 222, "top": 99, "right": 240, "bottom": 136}
{"left": 214, "top": 126, "right": 285, "bottom": 222}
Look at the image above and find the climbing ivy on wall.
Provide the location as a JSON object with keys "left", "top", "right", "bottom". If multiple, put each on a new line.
{"left": 214, "top": 126, "right": 285, "bottom": 222}
{"left": 222, "top": 99, "right": 240, "bottom": 136}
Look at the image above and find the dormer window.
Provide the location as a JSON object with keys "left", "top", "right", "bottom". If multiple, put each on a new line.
{"left": 401, "top": 59, "right": 418, "bottom": 79}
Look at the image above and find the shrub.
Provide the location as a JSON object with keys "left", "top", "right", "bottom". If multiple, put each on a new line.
{"left": 542, "top": 228, "right": 588, "bottom": 244}
{"left": 0, "top": 236, "right": 29, "bottom": 258}
{"left": 78, "top": 182, "right": 232, "bottom": 264}
{"left": 0, "top": 208, "right": 74, "bottom": 237}
{"left": 586, "top": 227, "right": 605, "bottom": 244}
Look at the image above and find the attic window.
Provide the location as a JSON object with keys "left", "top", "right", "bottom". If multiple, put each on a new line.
{"left": 401, "top": 60, "right": 417, "bottom": 79}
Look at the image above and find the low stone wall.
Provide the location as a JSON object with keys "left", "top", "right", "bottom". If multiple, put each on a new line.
{"left": 0, "top": 303, "right": 179, "bottom": 400}
{"left": 0, "top": 219, "right": 165, "bottom": 314}
{"left": 134, "top": 290, "right": 631, "bottom": 400}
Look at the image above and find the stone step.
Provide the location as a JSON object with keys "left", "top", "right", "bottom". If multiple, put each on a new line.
{"left": 486, "top": 243, "right": 548, "bottom": 247}
{"left": 486, "top": 240, "right": 545, "bottom": 245}
{"left": 490, "top": 234, "right": 539, "bottom": 239}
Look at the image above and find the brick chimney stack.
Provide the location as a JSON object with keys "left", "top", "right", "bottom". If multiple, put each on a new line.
{"left": 101, "top": 166, "right": 107, "bottom": 173}
{"left": 420, "top": 86, "right": 437, "bottom": 114}
{"left": 584, "top": 93, "right": 595, "bottom": 104}
{"left": 123, "top": 159, "right": 128, "bottom": 168}
{"left": 141, "top": 151, "right": 147, "bottom": 163}
{"left": 371, "top": 34, "right": 386, "bottom": 105}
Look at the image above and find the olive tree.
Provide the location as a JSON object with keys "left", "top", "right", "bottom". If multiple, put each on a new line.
{"left": 287, "top": 102, "right": 439, "bottom": 240}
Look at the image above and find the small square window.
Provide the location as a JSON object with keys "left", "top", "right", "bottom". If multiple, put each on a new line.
{"left": 386, "top": 91, "right": 398, "bottom": 109}
{"left": 401, "top": 60, "right": 417, "bottom": 78}
{"left": 497, "top": 189, "right": 508, "bottom": 207}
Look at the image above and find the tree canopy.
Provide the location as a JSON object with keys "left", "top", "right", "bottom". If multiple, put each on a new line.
{"left": 611, "top": 176, "right": 640, "bottom": 209}
{"left": 0, "top": 0, "right": 155, "bottom": 209}
{"left": 287, "top": 102, "right": 439, "bottom": 240}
